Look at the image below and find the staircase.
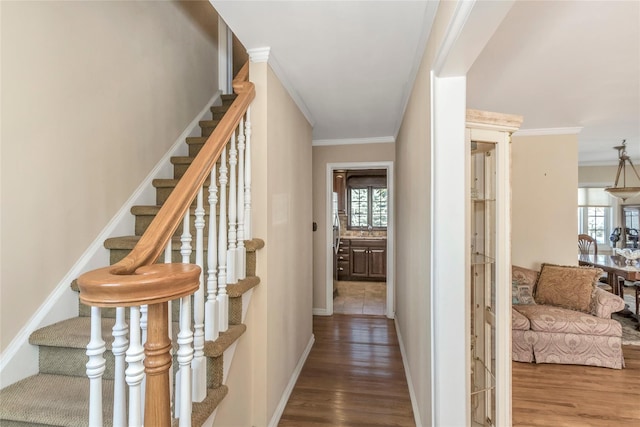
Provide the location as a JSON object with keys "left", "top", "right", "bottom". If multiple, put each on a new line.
{"left": 0, "top": 87, "right": 262, "bottom": 426}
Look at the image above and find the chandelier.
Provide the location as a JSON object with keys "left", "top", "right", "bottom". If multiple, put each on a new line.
{"left": 604, "top": 140, "right": 640, "bottom": 201}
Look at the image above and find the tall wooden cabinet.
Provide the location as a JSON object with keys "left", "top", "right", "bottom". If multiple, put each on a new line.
{"left": 466, "top": 110, "right": 522, "bottom": 427}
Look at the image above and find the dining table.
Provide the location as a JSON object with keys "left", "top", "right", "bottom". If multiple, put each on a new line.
{"left": 578, "top": 254, "right": 640, "bottom": 296}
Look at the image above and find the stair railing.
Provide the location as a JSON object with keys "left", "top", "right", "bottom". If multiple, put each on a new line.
{"left": 78, "top": 62, "right": 255, "bottom": 427}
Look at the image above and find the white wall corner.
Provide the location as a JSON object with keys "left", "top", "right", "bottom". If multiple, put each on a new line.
{"left": 247, "top": 47, "right": 271, "bottom": 63}
{"left": 268, "top": 334, "right": 315, "bottom": 427}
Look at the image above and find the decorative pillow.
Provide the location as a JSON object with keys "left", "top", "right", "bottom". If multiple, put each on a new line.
{"left": 512, "top": 280, "right": 535, "bottom": 305}
{"left": 533, "top": 263, "right": 601, "bottom": 313}
{"left": 512, "top": 265, "right": 539, "bottom": 288}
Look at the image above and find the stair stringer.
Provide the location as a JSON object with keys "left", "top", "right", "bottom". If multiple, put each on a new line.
{"left": 200, "top": 288, "right": 255, "bottom": 427}
{"left": 0, "top": 91, "right": 222, "bottom": 389}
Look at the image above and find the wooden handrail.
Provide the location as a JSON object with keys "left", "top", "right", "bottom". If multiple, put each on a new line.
{"left": 78, "top": 61, "right": 254, "bottom": 307}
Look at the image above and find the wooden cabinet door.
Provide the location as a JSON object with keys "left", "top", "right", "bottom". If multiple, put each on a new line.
{"left": 368, "top": 247, "right": 386, "bottom": 279}
{"left": 350, "top": 247, "right": 369, "bottom": 278}
{"left": 333, "top": 171, "right": 346, "bottom": 214}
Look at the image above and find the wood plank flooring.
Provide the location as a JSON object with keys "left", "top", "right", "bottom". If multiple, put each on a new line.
{"left": 512, "top": 345, "right": 640, "bottom": 426}
{"left": 279, "top": 315, "right": 415, "bottom": 426}
{"left": 279, "top": 315, "right": 639, "bottom": 426}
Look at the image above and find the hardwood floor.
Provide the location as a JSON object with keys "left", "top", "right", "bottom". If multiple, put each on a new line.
{"left": 512, "top": 345, "right": 640, "bottom": 426}
{"left": 279, "top": 315, "right": 415, "bottom": 426}
{"left": 279, "top": 316, "right": 639, "bottom": 426}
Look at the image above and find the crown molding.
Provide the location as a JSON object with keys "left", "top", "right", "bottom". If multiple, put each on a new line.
{"left": 247, "top": 47, "right": 270, "bottom": 63}
{"left": 312, "top": 136, "right": 395, "bottom": 147}
{"left": 247, "top": 47, "right": 315, "bottom": 127}
{"left": 513, "top": 127, "right": 583, "bottom": 136}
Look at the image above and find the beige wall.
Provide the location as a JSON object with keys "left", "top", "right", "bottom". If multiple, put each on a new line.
{"left": 393, "top": 2, "right": 459, "bottom": 424}
{"left": 0, "top": 1, "right": 219, "bottom": 351}
{"left": 213, "top": 62, "right": 313, "bottom": 426}
{"left": 311, "top": 143, "right": 395, "bottom": 310}
{"left": 511, "top": 134, "right": 579, "bottom": 269}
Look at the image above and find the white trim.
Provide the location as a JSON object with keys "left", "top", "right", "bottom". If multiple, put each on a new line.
{"left": 0, "top": 92, "right": 221, "bottom": 388}
{"left": 268, "top": 335, "right": 315, "bottom": 427}
{"left": 312, "top": 136, "right": 395, "bottom": 147}
{"left": 395, "top": 317, "right": 423, "bottom": 427}
{"left": 513, "top": 127, "right": 583, "bottom": 136}
{"left": 431, "top": 75, "right": 467, "bottom": 427}
{"left": 321, "top": 161, "right": 395, "bottom": 319}
{"left": 432, "top": 1, "right": 476, "bottom": 76}
{"left": 579, "top": 160, "right": 619, "bottom": 167}
{"left": 247, "top": 47, "right": 316, "bottom": 128}
{"left": 247, "top": 47, "right": 271, "bottom": 63}
{"left": 218, "top": 17, "right": 230, "bottom": 94}
{"left": 312, "top": 308, "right": 331, "bottom": 316}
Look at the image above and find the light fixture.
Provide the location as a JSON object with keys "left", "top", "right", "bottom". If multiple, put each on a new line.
{"left": 604, "top": 140, "right": 640, "bottom": 201}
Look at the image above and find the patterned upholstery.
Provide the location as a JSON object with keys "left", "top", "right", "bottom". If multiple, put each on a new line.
{"left": 512, "top": 308, "right": 530, "bottom": 331}
{"left": 514, "top": 305, "right": 621, "bottom": 336}
{"left": 512, "top": 265, "right": 626, "bottom": 369}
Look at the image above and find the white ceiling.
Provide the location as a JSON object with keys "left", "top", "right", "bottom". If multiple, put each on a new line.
{"left": 213, "top": 0, "right": 639, "bottom": 165}
{"left": 468, "top": 0, "right": 640, "bottom": 166}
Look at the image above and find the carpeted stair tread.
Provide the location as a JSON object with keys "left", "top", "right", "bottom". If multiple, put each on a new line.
{"left": 153, "top": 178, "right": 211, "bottom": 188}
{"left": 227, "top": 276, "right": 260, "bottom": 298}
{"left": 30, "top": 316, "right": 116, "bottom": 350}
{"left": 131, "top": 204, "right": 217, "bottom": 216}
{"left": 186, "top": 136, "right": 209, "bottom": 145}
{"left": 204, "top": 324, "right": 246, "bottom": 358}
{"left": 0, "top": 374, "right": 114, "bottom": 427}
{"left": 104, "top": 236, "right": 263, "bottom": 252}
{"left": 173, "top": 385, "right": 228, "bottom": 427}
{"left": 220, "top": 94, "right": 237, "bottom": 103}
{"left": 199, "top": 119, "right": 221, "bottom": 128}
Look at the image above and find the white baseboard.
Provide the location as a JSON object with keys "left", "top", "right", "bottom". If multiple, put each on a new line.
{"left": 395, "top": 318, "right": 423, "bottom": 427}
{"left": 268, "top": 334, "right": 315, "bottom": 427}
{"left": 312, "top": 308, "right": 331, "bottom": 316}
{"left": 0, "top": 91, "right": 221, "bottom": 388}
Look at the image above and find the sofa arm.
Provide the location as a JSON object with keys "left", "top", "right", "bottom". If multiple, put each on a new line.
{"left": 591, "top": 287, "right": 625, "bottom": 318}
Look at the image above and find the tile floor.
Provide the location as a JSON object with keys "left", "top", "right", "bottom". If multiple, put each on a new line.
{"left": 333, "top": 280, "right": 386, "bottom": 315}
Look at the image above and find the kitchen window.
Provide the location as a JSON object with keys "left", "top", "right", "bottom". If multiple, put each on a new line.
{"left": 348, "top": 185, "right": 387, "bottom": 229}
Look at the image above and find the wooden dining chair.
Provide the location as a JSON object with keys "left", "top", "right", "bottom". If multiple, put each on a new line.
{"left": 578, "top": 234, "right": 598, "bottom": 255}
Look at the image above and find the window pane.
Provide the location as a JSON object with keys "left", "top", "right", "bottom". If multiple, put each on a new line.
{"left": 350, "top": 188, "right": 368, "bottom": 227}
{"left": 372, "top": 188, "right": 388, "bottom": 227}
{"left": 587, "top": 206, "right": 607, "bottom": 244}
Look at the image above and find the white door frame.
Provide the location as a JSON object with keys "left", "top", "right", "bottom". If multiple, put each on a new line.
{"left": 430, "top": 1, "right": 515, "bottom": 426}
{"left": 326, "top": 161, "right": 395, "bottom": 318}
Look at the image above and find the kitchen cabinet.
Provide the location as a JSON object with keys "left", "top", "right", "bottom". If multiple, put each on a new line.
{"left": 343, "top": 238, "right": 386, "bottom": 281}
{"left": 336, "top": 239, "right": 350, "bottom": 280}
{"left": 333, "top": 171, "right": 346, "bottom": 214}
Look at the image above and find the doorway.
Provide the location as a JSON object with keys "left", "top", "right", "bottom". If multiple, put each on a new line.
{"left": 326, "top": 161, "right": 394, "bottom": 318}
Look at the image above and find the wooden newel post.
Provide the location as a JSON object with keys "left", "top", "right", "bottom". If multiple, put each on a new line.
{"left": 144, "top": 302, "right": 173, "bottom": 427}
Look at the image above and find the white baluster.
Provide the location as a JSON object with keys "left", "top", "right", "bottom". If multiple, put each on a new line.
{"left": 227, "top": 131, "right": 238, "bottom": 284}
{"left": 192, "top": 188, "right": 206, "bottom": 402}
{"left": 164, "top": 242, "right": 174, "bottom": 415}
{"left": 244, "top": 107, "right": 252, "bottom": 240}
{"left": 86, "top": 307, "right": 106, "bottom": 427}
{"left": 218, "top": 146, "right": 229, "bottom": 332}
{"left": 236, "top": 118, "right": 247, "bottom": 280}
{"left": 175, "top": 211, "right": 193, "bottom": 424}
{"left": 139, "top": 304, "right": 147, "bottom": 421}
{"left": 125, "top": 306, "right": 144, "bottom": 427}
{"left": 112, "top": 307, "right": 128, "bottom": 427}
{"left": 205, "top": 164, "right": 219, "bottom": 341}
